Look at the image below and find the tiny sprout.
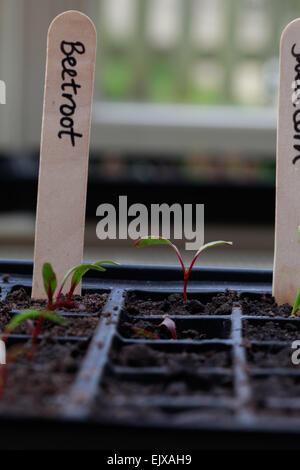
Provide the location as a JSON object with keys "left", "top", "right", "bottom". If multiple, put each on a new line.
{"left": 132, "top": 317, "right": 177, "bottom": 341}
{"left": 160, "top": 316, "right": 177, "bottom": 340}
{"left": 135, "top": 237, "right": 232, "bottom": 301}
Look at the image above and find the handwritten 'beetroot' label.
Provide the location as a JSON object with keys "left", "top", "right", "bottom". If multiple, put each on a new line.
{"left": 32, "top": 11, "right": 96, "bottom": 299}
{"left": 59, "top": 40, "right": 85, "bottom": 147}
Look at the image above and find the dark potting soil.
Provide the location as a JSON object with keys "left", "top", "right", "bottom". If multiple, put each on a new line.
{"left": 119, "top": 318, "right": 227, "bottom": 341}
{"left": 0, "top": 288, "right": 108, "bottom": 337}
{"left": 111, "top": 343, "right": 231, "bottom": 368}
{"left": 246, "top": 345, "right": 298, "bottom": 368}
{"left": 124, "top": 291, "right": 236, "bottom": 316}
{"left": 0, "top": 339, "right": 86, "bottom": 416}
{"left": 251, "top": 375, "right": 300, "bottom": 401}
{"left": 13, "top": 316, "right": 99, "bottom": 338}
{"left": 102, "top": 374, "right": 233, "bottom": 398}
{"left": 92, "top": 403, "right": 234, "bottom": 426}
{"left": 244, "top": 320, "right": 300, "bottom": 342}
{"left": 241, "top": 294, "right": 292, "bottom": 317}
{"left": 3, "top": 287, "right": 108, "bottom": 313}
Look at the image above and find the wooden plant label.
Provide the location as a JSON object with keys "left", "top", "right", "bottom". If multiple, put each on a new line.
{"left": 273, "top": 19, "right": 300, "bottom": 305}
{"left": 32, "top": 11, "right": 97, "bottom": 298}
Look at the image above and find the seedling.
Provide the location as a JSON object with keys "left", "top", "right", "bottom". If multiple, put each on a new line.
{"left": 135, "top": 237, "right": 232, "bottom": 300}
{"left": 31, "top": 260, "right": 118, "bottom": 347}
{"left": 0, "top": 310, "right": 66, "bottom": 398}
{"left": 160, "top": 316, "right": 177, "bottom": 340}
{"left": 132, "top": 316, "right": 177, "bottom": 340}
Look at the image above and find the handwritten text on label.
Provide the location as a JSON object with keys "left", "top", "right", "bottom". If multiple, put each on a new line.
{"left": 58, "top": 41, "right": 85, "bottom": 147}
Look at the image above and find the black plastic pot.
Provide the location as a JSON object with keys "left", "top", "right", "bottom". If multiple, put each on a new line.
{"left": 1, "top": 260, "right": 300, "bottom": 450}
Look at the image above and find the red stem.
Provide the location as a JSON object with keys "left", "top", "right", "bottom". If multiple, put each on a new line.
{"left": 28, "top": 298, "right": 53, "bottom": 360}
{"left": 55, "top": 283, "right": 65, "bottom": 303}
{"left": 169, "top": 244, "right": 189, "bottom": 301}
{"left": 56, "top": 282, "right": 76, "bottom": 305}
{"left": 183, "top": 255, "right": 198, "bottom": 302}
{"left": 67, "top": 284, "right": 76, "bottom": 303}
{"left": 31, "top": 317, "right": 45, "bottom": 350}
{"left": 0, "top": 365, "right": 7, "bottom": 400}
{"left": 170, "top": 244, "right": 185, "bottom": 275}
{"left": 183, "top": 272, "right": 188, "bottom": 301}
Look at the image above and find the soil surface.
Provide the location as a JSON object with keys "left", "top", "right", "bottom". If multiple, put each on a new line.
{"left": 241, "top": 294, "right": 292, "bottom": 317}
{"left": 3, "top": 287, "right": 108, "bottom": 313}
{"left": 2, "top": 283, "right": 300, "bottom": 424}
{"left": 102, "top": 374, "right": 233, "bottom": 397}
{"left": 252, "top": 375, "right": 300, "bottom": 401}
{"left": 246, "top": 345, "right": 297, "bottom": 368}
{"left": 0, "top": 288, "right": 108, "bottom": 337}
{"left": 244, "top": 320, "right": 300, "bottom": 342}
{"left": 0, "top": 339, "right": 86, "bottom": 416}
{"left": 119, "top": 318, "right": 228, "bottom": 340}
{"left": 12, "top": 316, "right": 99, "bottom": 338}
{"left": 111, "top": 343, "right": 231, "bottom": 368}
{"left": 124, "top": 291, "right": 236, "bottom": 316}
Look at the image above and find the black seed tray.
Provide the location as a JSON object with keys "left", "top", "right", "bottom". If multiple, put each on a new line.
{"left": 1, "top": 260, "right": 300, "bottom": 450}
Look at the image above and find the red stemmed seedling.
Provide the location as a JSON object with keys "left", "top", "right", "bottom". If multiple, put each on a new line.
{"left": 30, "top": 260, "right": 119, "bottom": 355}
{"left": 0, "top": 258, "right": 118, "bottom": 397}
{"left": 0, "top": 310, "right": 66, "bottom": 398}
{"left": 132, "top": 315, "right": 177, "bottom": 340}
{"left": 135, "top": 237, "right": 232, "bottom": 301}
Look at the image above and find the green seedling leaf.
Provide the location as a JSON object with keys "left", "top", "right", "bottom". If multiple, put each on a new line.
{"left": 193, "top": 240, "right": 233, "bottom": 260}
{"left": 42, "top": 262, "right": 57, "bottom": 304}
{"left": 292, "top": 289, "right": 300, "bottom": 316}
{"left": 132, "top": 327, "right": 160, "bottom": 340}
{"left": 135, "top": 237, "right": 174, "bottom": 248}
{"left": 3, "top": 309, "right": 67, "bottom": 336}
{"left": 184, "top": 240, "right": 233, "bottom": 301}
{"left": 160, "top": 316, "right": 177, "bottom": 340}
{"left": 56, "top": 260, "right": 120, "bottom": 302}
{"left": 135, "top": 237, "right": 185, "bottom": 274}
{"left": 298, "top": 226, "right": 300, "bottom": 242}
{"left": 187, "top": 240, "right": 233, "bottom": 275}
{"left": 63, "top": 261, "right": 119, "bottom": 288}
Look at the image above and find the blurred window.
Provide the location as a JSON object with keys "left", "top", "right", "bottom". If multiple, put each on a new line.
{"left": 97, "top": 0, "right": 299, "bottom": 107}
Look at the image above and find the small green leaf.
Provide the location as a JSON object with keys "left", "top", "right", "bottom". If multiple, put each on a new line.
{"left": 65, "top": 261, "right": 120, "bottom": 291}
{"left": 184, "top": 241, "right": 233, "bottom": 301}
{"left": 42, "top": 263, "right": 57, "bottom": 303}
{"left": 292, "top": 289, "right": 300, "bottom": 315}
{"left": 298, "top": 226, "right": 300, "bottom": 243}
{"left": 71, "top": 265, "right": 106, "bottom": 288}
{"left": 4, "top": 309, "right": 67, "bottom": 335}
{"left": 135, "top": 237, "right": 173, "bottom": 248}
{"left": 193, "top": 240, "right": 233, "bottom": 259}
{"left": 135, "top": 237, "right": 186, "bottom": 274}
